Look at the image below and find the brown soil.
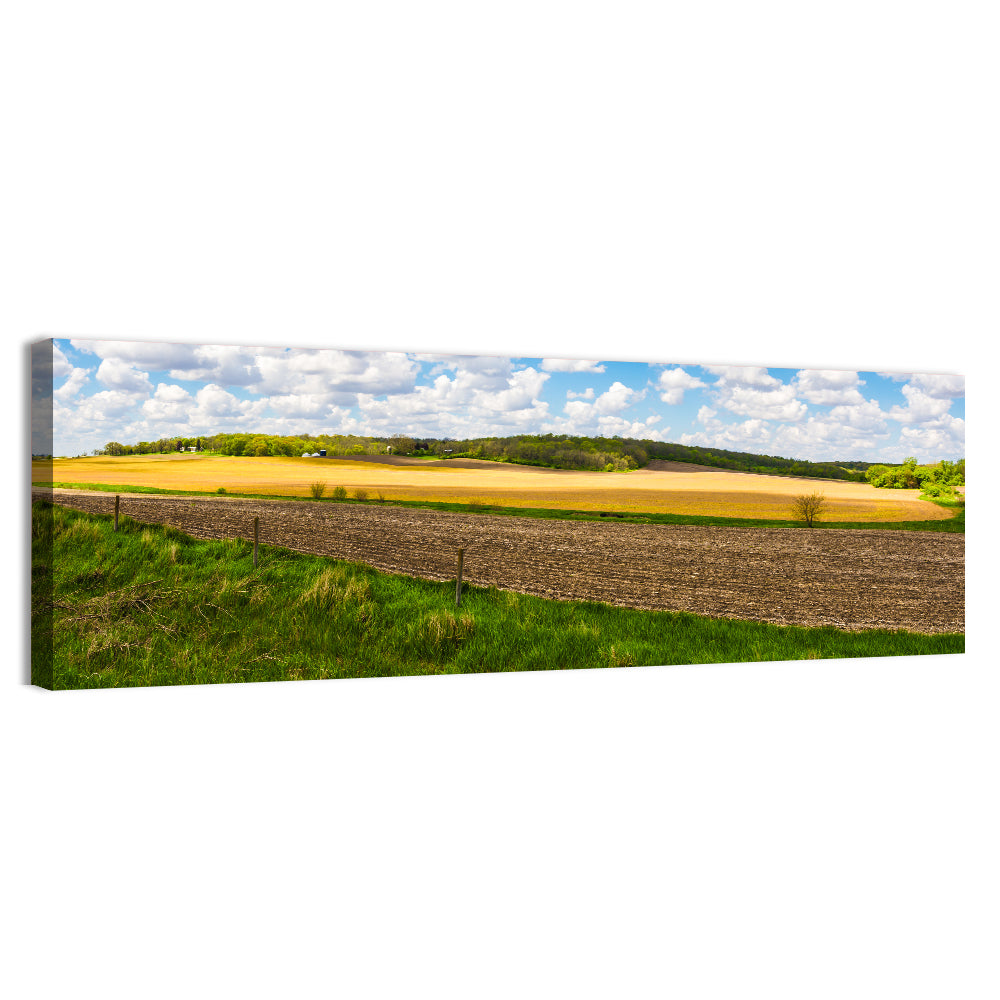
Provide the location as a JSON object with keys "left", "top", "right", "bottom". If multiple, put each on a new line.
{"left": 39, "top": 489, "right": 965, "bottom": 634}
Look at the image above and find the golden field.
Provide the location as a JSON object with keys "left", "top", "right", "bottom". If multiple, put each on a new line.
{"left": 33, "top": 454, "right": 953, "bottom": 522}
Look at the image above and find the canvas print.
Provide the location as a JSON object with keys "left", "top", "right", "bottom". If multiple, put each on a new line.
{"left": 30, "top": 338, "right": 965, "bottom": 690}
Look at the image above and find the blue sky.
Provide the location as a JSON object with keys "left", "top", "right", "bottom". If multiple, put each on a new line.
{"left": 42, "top": 338, "right": 965, "bottom": 463}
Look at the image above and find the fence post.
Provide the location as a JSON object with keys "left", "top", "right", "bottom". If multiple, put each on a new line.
{"left": 455, "top": 548, "right": 465, "bottom": 607}
{"left": 114, "top": 494, "right": 120, "bottom": 532}
{"left": 253, "top": 516, "right": 259, "bottom": 568}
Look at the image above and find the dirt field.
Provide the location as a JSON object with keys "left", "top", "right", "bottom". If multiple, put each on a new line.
{"left": 34, "top": 454, "right": 952, "bottom": 522}
{"left": 38, "top": 490, "right": 965, "bottom": 633}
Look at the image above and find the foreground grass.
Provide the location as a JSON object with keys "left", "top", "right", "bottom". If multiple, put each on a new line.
{"left": 31, "top": 503, "right": 963, "bottom": 690}
{"left": 37, "top": 480, "right": 964, "bottom": 533}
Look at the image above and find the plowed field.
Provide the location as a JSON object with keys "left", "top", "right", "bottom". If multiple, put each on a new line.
{"left": 39, "top": 490, "right": 965, "bottom": 634}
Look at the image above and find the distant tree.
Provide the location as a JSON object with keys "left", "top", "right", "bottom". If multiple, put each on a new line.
{"left": 791, "top": 492, "right": 826, "bottom": 528}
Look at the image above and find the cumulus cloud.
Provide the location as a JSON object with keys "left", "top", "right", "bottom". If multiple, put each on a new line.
{"left": 264, "top": 393, "right": 345, "bottom": 420}
{"left": 771, "top": 401, "right": 892, "bottom": 460}
{"left": 540, "top": 358, "right": 606, "bottom": 373}
{"left": 52, "top": 342, "right": 75, "bottom": 378}
{"left": 898, "top": 416, "right": 965, "bottom": 457}
{"left": 702, "top": 365, "right": 781, "bottom": 388}
{"left": 680, "top": 412, "right": 774, "bottom": 450}
{"left": 53, "top": 367, "right": 90, "bottom": 402}
{"left": 907, "top": 373, "right": 964, "bottom": 399}
{"left": 141, "top": 383, "right": 194, "bottom": 423}
{"left": 700, "top": 365, "right": 809, "bottom": 420}
{"left": 887, "top": 385, "right": 954, "bottom": 424}
{"left": 254, "top": 349, "right": 418, "bottom": 397}
{"left": 657, "top": 367, "right": 707, "bottom": 405}
{"left": 792, "top": 369, "right": 866, "bottom": 406}
{"left": 76, "top": 389, "right": 150, "bottom": 421}
{"left": 72, "top": 338, "right": 201, "bottom": 370}
{"left": 593, "top": 381, "right": 641, "bottom": 414}
{"left": 474, "top": 367, "right": 550, "bottom": 411}
{"left": 715, "top": 382, "right": 808, "bottom": 422}
{"left": 567, "top": 387, "right": 595, "bottom": 400}
{"left": 355, "top": 365, "right": 550, "bottom": 435}
{"left": 96, "top": 358, "right": 153, "bottom": 394}
{"left": 169, "top": 345, "right": 261, "bottom": 387}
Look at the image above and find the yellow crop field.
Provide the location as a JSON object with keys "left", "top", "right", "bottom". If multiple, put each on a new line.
{"left": 34, "top": 453, "right": 953, "bottom": 522}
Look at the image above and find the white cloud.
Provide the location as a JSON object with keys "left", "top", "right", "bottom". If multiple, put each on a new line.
{"left": 593, "top": 380, "right": 640, "bottom": 414}
{"left": 96, "top": 358, "right": 153, "bottom": 394}
{"left": 141, "top": 383, "right": 194, "bottom": 423}
{"left": 540, "top": 358, "right": 606, "bottom": 373}
{"left": 76, "top": 389, "right": 149, "bottom": 421}
{"left": 169, "top": 345, "right": 261, "bottom": 387}
{"left": 771, "top": 401, "right": 892, "bottom": 460}
{"left": 72, "top": 338, "right": 201, "bottom": 370}
{"left": 596, "top": 414, "right": 664, "bottom": 439}
{"left": 473, "top": 367, "right": 550, "bottom": 412}
{"left": 907, "top": 373, "right": 964, "bottom": 399}
{"left": 888, "top": 385, "right": 953, "bottom": 425}
{"left": 680, "top": 413, "right": 774, "bottom": 450}
{"left": 702, "top": 365, "right": 781, "bottom": 388}
{"left": 52, "top": 343, "right": 74, "bottom": 378}
{"left": 53, "top": 367, "right": 90, "bottom": 402}
{"left": 254, "top": 349, "right": 418, "bottom": 397}
{"left": 355, "top": 366, "right": 551, "bottom": 436}
{"left": 715, "top": 383, "right": 808, "bottom": 422}
{"left": 567, "top": 387, "right": 595, "bottom": 400}
{"left": 265, "top": 393, "right": 343, "bottom": 420}
{"left": 792, "top": 369, "right": 866, "bottom": 406}
{"left": 898, "top": 416, "right": 965, "bottom": 458}
{"left": 657, "top": 367, "right": 706, "bottom": 405}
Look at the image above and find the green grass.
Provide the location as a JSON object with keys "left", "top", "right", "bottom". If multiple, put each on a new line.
{"left": 31, "top": 502, "right": 963, "bottom": 690}
{"left": 36, "top": 481, "right": 964, "bottom": 533}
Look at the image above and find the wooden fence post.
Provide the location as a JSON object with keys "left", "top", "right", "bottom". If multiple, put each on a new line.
{"left": 114, "top": 494, "right": 120, "bottom": 532}
{"left": 455, "top": 548, "right": 465, "bottom": 607}
{"left": 253, "top": 516, "right": 259, "bottom": 568}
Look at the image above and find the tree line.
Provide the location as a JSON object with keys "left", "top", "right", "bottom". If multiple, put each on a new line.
{"left": 865, "top": 457, "right": 964, "bottom": 497}
{"left": 95, "top": 431, "right": 908, "bottom": 483}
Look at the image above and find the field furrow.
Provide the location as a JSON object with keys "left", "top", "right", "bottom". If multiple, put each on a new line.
{"left": 38, "top": 490, "right": 965, "bottom": 634}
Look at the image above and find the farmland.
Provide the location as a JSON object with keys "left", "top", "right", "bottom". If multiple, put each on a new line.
{"left": 33, "top": 453, "right": 953, "bottom": 522}
{"left": 32, "top": 500, "right": 963, "bottom": 690}
{"left": 37, "top": 489, "right": 965, "bottom": 633}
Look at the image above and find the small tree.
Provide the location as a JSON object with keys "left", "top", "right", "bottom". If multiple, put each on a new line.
{"left": 791, "top": 492, "right": 826, "bottom": 527}
{"left": 308, "top": 481, "right": 327, "bottom": 499}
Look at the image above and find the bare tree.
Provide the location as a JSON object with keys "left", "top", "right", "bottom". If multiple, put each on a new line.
{"left": 791, "top": 492, "right": 826, "bottom": 527}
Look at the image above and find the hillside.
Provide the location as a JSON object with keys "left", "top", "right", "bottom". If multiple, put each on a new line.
{"left": 94, "top": 432, "right": 875, "bottom": 483}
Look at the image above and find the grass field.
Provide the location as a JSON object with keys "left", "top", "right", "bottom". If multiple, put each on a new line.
{"left": 32, "top": 502, "right": 963, "bottom": 690}
{"left": 33, "top": 453, "right": 954, "bottom": 523}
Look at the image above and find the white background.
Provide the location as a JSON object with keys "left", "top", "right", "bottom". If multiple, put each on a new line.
{"left": 2, "top": 3, "right": 996, "bottom": 998}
